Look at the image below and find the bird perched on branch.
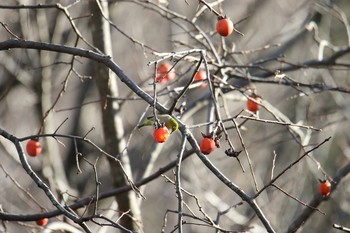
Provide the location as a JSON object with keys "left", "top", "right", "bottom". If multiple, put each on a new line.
{"left": 137, "top": 114, "right": 178, "bottom": 133}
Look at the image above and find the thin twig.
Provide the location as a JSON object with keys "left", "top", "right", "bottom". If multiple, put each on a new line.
{"left": 175, "top": 136, "right": 187, "bottom": 233}
{"left": 333, "top": 224, "right": 350, "bottom": 233}
{"left": 232, "top": 119, "right": 259, "bottom": 191}
{"left": 272, "top": 184, "right": 325, "bottom": 215}
{"left": 254, "top": 137, "right": 331, "bottom": 198}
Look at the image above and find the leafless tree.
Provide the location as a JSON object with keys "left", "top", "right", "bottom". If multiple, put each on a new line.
{"left": 0, "top": 0, "right": 349, "bottom": 233}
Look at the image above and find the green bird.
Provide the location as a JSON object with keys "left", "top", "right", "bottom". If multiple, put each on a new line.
{"left": 137, "top": 114, "right": 178, "bottom": 133}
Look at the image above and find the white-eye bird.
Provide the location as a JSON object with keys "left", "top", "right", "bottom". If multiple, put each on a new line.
{"left": 137, "top": 114, "right": 178, "bottom": 133}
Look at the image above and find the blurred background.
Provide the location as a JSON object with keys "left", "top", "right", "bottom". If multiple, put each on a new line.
{"left": 0, "top": 0, "right": 349, "bottom": 232}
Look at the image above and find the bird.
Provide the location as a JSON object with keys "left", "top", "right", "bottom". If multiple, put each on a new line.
{"left": 137, "top": 114, "right": 178, "bottom": 133}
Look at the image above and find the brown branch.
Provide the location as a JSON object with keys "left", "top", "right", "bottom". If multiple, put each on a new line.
{"left": 0, "top": 128, "right": 92, "bottom": 232}
{"left": 254, "top": 137, "right": 331, "bottom": 198}
{"left": 0, "top": 132, "right": 194, "bottom": 222}
{"left": 287, "top": 162, "right": 350, "bottom": 233}
{"left": 272, "top": 184, "right": 325, "bottom": 215}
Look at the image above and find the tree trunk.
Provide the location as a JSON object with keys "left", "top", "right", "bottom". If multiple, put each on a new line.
{"left": 89, "top": 1, "right": 142, "bottom": 232}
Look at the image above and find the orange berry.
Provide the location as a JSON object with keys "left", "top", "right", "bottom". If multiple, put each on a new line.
{"left": 216, "top": 18, "right": 234, "bottom": 37}
{"left": 35, "top": 218, "right": 48, "bottom": 226}
{"left": 194, "top": 70, "right": 207, "bottom": 88}
{"left": 156, "top": 63, "right": 175, "bottom": 83}
{"left": 247, "top": 96, "right": 261, "bottom": 112}
{"left": 26, "top": 139, "right": 42, "bottom": 157}
{"left": 200, "top": 138, "right": 215, "bottom": 155}
{"left": 153, "top": 126, "right": 170, "bottom": 143}
{"left": 319, "top": 180, "right": 331, "bottom": 197}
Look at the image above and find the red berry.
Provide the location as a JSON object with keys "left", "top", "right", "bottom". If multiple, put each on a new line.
{"left": 194, "top": 70, "right": 207, "bottom": 88}
{"left": 153, "top": 126, "right": 170, "bottom": 143}
{"left": 319, "top": 180, "right": 331, "bottom": 197}
{"left": 156, "top": 63, "right": 175, "bottom": 83}
{"left": 200, "top": 138, "right": 215, "bottom": 155}
{"left": 216, "top": 18, "right": 234, "bottom": 37}
{"left": 247, "top": 96, "right": 261, "bottom": 112}
{"left": 35, "top": 218, "right": 48, "bottom": 226}
{"left": 26, "top": 139, "right": 42, "bottom": 157}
